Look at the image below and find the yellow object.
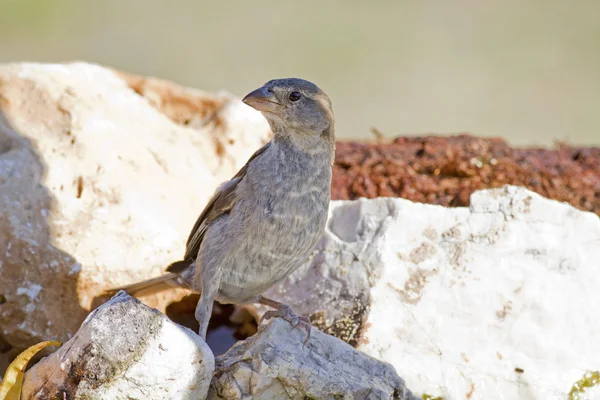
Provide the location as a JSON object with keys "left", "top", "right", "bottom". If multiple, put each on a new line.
{"left": 0, "top": 341, "right": 61, "bottom": 400}
{"left": 569, "top": 371, "right": 600, "bottom": 400}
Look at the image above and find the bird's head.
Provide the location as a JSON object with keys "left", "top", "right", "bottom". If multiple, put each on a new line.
{"left": 242, "top": 78, "right": 334, "bottom": 146}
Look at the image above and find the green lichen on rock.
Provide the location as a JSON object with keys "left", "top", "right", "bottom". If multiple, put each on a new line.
{"left": 569, "top": 371, "right": 600, "bottom": 400}
{"left": 310, "top": 301, "right": 369, "bottom": 347}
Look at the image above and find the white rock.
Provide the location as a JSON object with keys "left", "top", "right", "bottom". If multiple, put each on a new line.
{"left": 22, "top": 291, "right": 214, "bottom": 399}
{"left": 0, "top": 62, "right": 270, "bottom": 348}
{"left": 259, "top": 185, "right": 600, "bottom": 400}
{"left": 208, "top": 318, "right": 417, "bottom": 400}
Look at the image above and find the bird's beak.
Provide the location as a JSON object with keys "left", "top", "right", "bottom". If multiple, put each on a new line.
{"left": 242, "top": 87, "right": 281, "bottom": 113}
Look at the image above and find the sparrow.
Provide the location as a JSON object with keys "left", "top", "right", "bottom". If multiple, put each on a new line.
{"left": 105, "top": 78, "right": 335, "bottom": 340}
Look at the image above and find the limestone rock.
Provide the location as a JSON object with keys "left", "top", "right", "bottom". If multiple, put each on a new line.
{"left": 0, "top": 62, "right": 270, "bottom": 348}
{"left": 258, "top": 185, "right": 600, "bottom": 399}
{"left": 22, "top": 291, "right": 214, "bottom": 399}
{"left": 208, "top": 318, "right": 417, "bottom": 400}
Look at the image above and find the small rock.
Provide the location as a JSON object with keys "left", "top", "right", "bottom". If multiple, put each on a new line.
{"left": 208, "top": 318, "right": 417, "bottom": 400}
{"left": 22, "top": 291, "right": 214, "bottom": 399}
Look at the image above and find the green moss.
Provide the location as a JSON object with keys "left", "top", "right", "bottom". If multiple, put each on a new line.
{"left": 569, "top": 371, "right": 600, "bottom": 400}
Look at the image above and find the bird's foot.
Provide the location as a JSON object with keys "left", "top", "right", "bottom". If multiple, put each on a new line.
{"left": 261, "top": 304, "right": 311, "bottom": 344}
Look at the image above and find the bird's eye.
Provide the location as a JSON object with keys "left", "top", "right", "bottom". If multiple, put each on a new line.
{"left": 288, "top": 91, "right": 302, "bottom": 102}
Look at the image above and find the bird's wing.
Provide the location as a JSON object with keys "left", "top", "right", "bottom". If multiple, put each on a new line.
{"left": 171, "top": 141, "right": 272, "bottom": 267}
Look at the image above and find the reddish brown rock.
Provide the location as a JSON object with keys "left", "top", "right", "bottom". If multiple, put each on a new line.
{"left": 332, "top": 135, "right": 600, "bottom": 215}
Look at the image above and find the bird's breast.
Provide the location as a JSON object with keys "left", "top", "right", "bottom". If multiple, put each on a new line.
{"left": 216, "top": 149, "right": 332, "bottom": 300}
{"left": 251, "top": 170, "right": 330, "bottom": 243}
{"left": 219, "top": 188, "right": 328, "bottom": 301}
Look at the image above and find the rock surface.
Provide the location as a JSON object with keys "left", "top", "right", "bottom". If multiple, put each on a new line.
{"left": 0, "top": 62, "right": 270, "bottom": 348}
{"left": 209, "top": 318, "right": 417, "bottom": 400}
{"left": 259, "top": 185, "right": 600, "bottom": 399}
{"left": 22, "top": 291, "right": 214, "bottom": 399}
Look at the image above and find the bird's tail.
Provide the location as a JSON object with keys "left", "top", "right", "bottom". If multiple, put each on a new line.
{"left": 103, "top": 272, "right": 183, "bottom": 298}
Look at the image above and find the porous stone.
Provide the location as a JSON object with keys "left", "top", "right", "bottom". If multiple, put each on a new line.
{"left": 258, "top": 185, "right": 600, "bottom": 399}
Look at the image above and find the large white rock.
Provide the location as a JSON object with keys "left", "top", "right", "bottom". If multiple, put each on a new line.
{"left": 209, "top": 318, "right": 417, "bottom": 400}
{"left": 22, "top": 291, "right": 214, "bottom": 399}
{"left": 0, "top": 62, "right": 270, "bottom": 348}
{"left": 259, "top": 185, "right": 600, "bottom": 400}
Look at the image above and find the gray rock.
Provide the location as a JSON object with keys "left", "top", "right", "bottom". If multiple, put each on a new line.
{"left": 208, "top": 318, "right": 417, "bottom": 400}
{"left": 22, "top": 291, "right": 214, "bottom": 400}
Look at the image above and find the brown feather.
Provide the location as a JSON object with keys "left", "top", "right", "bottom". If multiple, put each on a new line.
{"left": 182, "top": 141, "right": 272, "bottom": 261}
{"left": 102, "top": 272, "right": 182, "bottom": 297}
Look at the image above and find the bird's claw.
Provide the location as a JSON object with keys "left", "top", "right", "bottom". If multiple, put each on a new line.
{"left": 261, "top": 304, "right": 311, "bottom": 344}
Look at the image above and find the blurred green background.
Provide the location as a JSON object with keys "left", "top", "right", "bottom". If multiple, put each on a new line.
{"left": 1, "top": 0, "right": 599, "bottom": 145}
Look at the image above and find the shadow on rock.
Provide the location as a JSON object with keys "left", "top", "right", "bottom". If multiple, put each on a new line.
{"left": 165, "top": 294, "right": 257, "bottom": 356}
{"left": 0, "top": 110, "right": 88, "bottom": 357}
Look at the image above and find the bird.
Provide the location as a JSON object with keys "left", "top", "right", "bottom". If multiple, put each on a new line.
{"left": 104, "top": 78, "right": 335, "bottom": 340}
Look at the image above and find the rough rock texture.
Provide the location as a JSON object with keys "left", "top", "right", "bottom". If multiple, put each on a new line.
{"left": 0, "top": 62, "right": 270, "bottom": 348}
{"left": 259, "top": 185, "right": 600, "bottom": 399}
{"left": 22, "top": 291, "right": 214, "bottom": 399}
{"left": 208, "top": 318, "right": 417, "bottom": 400}
{"left": 333, "top": 135, "right": 600, "bottom": 216}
